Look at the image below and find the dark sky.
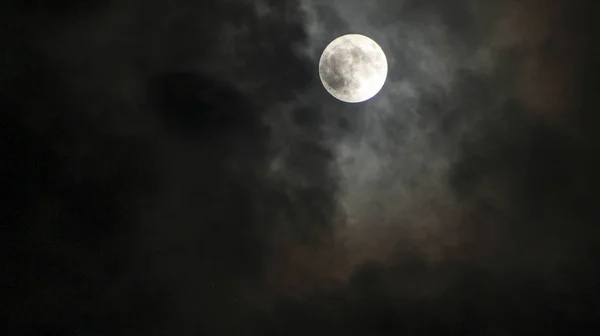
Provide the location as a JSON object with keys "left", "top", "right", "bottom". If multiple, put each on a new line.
{"left": 3, "top": 0, "right": 600, "bottom": 335}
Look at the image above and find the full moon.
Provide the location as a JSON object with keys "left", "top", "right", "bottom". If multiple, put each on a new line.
{"left": 319, "top": 34, "right": 388, "bottom": 103}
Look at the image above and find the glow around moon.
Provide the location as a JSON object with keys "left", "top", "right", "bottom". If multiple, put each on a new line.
{"left": 319, "top": 34, "right": 388, "bottom": 103}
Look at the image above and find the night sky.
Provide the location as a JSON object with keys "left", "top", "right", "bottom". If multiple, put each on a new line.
{"left": 3, "top": 0, "right": 600, "bottom": 334}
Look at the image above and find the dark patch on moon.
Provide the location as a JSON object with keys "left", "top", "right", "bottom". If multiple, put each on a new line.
{"left": 320, "top": 44, "right": 369, "bottom": 95}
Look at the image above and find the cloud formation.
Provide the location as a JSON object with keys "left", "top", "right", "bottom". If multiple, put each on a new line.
{"left": 3, "top": 0, "right": 600, "bottom": 335}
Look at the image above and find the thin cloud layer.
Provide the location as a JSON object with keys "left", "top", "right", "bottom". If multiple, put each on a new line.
{"left": 3, "top": 0, "right": 600, "bottom": 335}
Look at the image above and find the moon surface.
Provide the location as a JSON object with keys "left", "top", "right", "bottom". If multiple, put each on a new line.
{"left": 319, "top": 34, "right": 388, "bottom": 103}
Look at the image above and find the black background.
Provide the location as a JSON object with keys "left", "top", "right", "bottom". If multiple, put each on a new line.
{"left": 3, "top": 0, "right": 600, "bottom": 334}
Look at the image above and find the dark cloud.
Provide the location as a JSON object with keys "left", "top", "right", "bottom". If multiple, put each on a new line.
{"left": 3, "top": 0, "right": 600, "bottom": 335}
